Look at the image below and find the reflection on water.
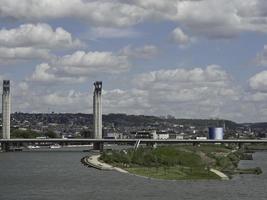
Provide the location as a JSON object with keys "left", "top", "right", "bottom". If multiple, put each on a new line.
{"left": 0, "top": 148, "right": 267, "bottom": 200}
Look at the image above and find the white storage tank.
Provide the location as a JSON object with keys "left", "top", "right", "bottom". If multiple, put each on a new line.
{"left": 208, "top": 127, "right": 224, "bottom": 140}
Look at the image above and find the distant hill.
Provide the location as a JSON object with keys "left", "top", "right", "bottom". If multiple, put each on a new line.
{"left": 242, "top": 122, "right": 267, "bottom": 129}
{"left": 9, "top": 112, "right": 240, "bottom": 128}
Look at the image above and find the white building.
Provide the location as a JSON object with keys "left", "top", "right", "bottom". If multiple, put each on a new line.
{"left": 157, "top": 131, "right": 169, "bottom": 139}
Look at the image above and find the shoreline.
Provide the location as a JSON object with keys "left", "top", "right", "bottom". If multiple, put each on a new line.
{"left": 81, "top": 154, "right": 230, "bottom": 181}
{"left": 81, "top": 154, "right": 128, "bottom": 173}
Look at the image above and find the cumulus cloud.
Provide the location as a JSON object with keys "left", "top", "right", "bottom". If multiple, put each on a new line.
{"left": 0, "top": 47, "right": 52, "bottom": 61}
{"left": 13, "top": 87, "right": 90, "bottom": 113}
{"left": 171, "top": 27, "right": 191, "bottom": 46}
{"left": 176, "top": 0, "right": 267, "bottom": 38}
{"left": 89, "top": 27, "right": 140, "bottom": 39}
{"left": 24, "top": 64, "right": 245, "bottom": 120}
{"left": 0, "top": 23, "right": 83, "bottom": 49}
{"left": 249, "top": 70, "right": 267, "bottom": 92}
{"left": 103, "top": 65, "right": 238, "bottom": 119}
{"left": 11, "top": 84, "right": 151, "bottom": 114}
{"left": 26, "top": 64, "right": 242, "bottom": 119}
{"left": 255, "top": 45, "right": 267, "bottom": 66}
{"left": 121, "top": 45, "right": 159, "bottom": 59}
{"left": 28, "top": 50, "right": 130, "bottom": 83}
{"left": 134, "top": 65, "right": 230, "bottom": 88}
{"left": 0, "top": 0, "right": 145, "bottom": 27}
{"left": 1, "top": 0, "right": 267, "bottom": 38}
{"left": 54, "top": 51, "right": 130, "bottom": 74}
{"left": 131, "top": 65, "right": 240, "bottom": 118}
{"left": 0, "top": 23, "right": 83, "bottom": 63}
{"left": 29, "top": 63, "right": 86, "bottom": 83}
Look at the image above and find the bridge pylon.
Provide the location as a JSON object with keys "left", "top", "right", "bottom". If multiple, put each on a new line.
{"left": 1, "top": 142, "right": 10, "bottom": 152}
{"left": 93, "top": 142, "right": 103, "bottom": 152}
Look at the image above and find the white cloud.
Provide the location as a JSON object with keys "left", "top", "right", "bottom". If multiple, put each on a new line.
{"left": 0, "top": 0, "right": 145, "bottom": 27}
{"left": 89, "top": 27, "right": 140, "bottom": 39}
{"left": 24, "top": 64, "right": 241, "bottom": 119}
{"left": 0, "top": 47, "right": 52, "bottom": 61}
{"left": 255, "top": 45, "right": 267, "bottom": 66}
{"left": 1, "top": 0, "right": 267, "bottom": 38}
{"left": 171, "top": 27, "right": 191, "bottom": 46}
{"left": 131, "top": 65, "right": 240, "bottom": 118}
{"left": 28, "top": 50, "right": 130, "bottom": 83}
{"left": 13, "top": 87, "right": 90, "bottom": 113}
{"left": 121, "top": 45, "right": 159, "bottom": 59}
{"left": 30, "top": 63, "right": 57, "bottom": 82}
{"left": 135, "top": 65, "right": 230, "bottom": 88}
{"left": 249, "top": 70, "right": 267, "bottom": 92}
{"left": 176, "top": 0, "right": 267, "bottom": 38}
{"left": 0, "top": 23, "right": 83, "bottom": 49}
{"left": 54, "top": 51, "right": 130, "bottom": 76}
{"left": 245, "top": 92, "right": 267, "bottom": 102}
{"left": 29, "top": 63, "right": 86, "bottom": 83}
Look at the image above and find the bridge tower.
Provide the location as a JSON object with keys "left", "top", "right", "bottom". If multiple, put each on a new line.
{"left": 93, "top": 81, "right": 102, "bottom": 139}
{"left": 2, "top": 80, "right": 11, "bottom": 139}
{"left": 93, "top": 81, "right": 103, "bottom": 150}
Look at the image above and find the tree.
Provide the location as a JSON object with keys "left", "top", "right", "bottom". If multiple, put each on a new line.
{"left": 45, "top": 130, "right": 58, "bottom": 138}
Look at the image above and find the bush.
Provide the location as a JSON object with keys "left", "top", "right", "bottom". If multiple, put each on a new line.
{"left": 11, "top": 129, "right": 41, "bottom": 138}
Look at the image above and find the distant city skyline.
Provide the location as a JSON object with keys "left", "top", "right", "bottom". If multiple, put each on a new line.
{"left": 1, "top": 1, "right": 267, "bottom": 122}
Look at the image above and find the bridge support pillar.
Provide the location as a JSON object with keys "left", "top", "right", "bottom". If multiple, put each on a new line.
{"left": 147, "top": 142, "right": 157, "bottom": 149}
{"left": 193, "top": 142, "right": 200, "bottom": 147}
{"left": 1, "top": 142, "right": 10, "bottom": 152}
{"left": 238, "top": 143, "right": 245, "bottom": 150}
{"left": 93, "top": 142, "right": 104, "bottom": 152}
{"left": 146, "top": 142, "right": 157, "bottom": 148}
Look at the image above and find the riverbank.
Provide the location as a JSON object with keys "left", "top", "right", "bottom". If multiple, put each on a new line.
{"left": 81, "top": 153, "right": 228, "bottom": 180}
{"left": 98, "top": 145, "right": 262, "bottom": 180}
{"left": 81, "top": 154, "right": 128, "bottom": 173}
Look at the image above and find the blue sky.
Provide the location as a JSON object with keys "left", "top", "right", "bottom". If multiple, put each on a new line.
{"left": 1, "top": 0, "right": 267, "bottom": 122}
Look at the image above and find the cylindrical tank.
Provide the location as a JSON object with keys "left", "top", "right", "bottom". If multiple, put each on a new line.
{"left": 208, "top": 127, "right": 224, "bottom": 140}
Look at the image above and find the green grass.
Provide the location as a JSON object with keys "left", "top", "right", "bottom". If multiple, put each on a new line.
{"left": 127, "top": 166, "right": 219, "bottom": 180}
{"left": 99, "top": 144, "right": 262, "bottom": 180}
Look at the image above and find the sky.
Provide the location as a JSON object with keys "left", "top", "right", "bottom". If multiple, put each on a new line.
{"left": 1, "top": 0, "right": 267, "bottom": 122}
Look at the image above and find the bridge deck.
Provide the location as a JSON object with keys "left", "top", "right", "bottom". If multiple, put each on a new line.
{"left": 1, "top": 139, "right": 267, "bottom": 144}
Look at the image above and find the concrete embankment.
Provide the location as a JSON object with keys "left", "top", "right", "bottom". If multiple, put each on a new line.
{"left": 81, "top": 154, "right": 128, "bottom": 173}
{"left": 210, "top": 168, "right": 229, "bottom": 180}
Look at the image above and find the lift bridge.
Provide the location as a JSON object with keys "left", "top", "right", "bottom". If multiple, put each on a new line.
{"left": 1, "top": 138, "right": 267, "bottom": 152}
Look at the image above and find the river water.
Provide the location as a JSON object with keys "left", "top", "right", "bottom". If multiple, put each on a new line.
{"left": 0, "top": 148, "right": 266, "bottom": 200}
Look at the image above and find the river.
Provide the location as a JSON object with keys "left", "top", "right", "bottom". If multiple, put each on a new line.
{"left": 0, "top": 148, "right": 266, "bottom": 200}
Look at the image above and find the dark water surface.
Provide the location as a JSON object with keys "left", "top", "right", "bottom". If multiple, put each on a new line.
{"left": 0, "top": 149, "right": 267, "bottom": 200}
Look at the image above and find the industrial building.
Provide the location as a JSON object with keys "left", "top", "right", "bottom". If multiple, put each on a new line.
{"left": 2, "top": 80, "right": 11, "bottom": 139}
{"left": 208, "top": 127, "right": 224, "bottom": 140}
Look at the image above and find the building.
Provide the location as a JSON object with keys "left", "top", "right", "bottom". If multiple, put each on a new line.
{"left": 131, "top": 130, "right": 157, "bottom": 139}
{"left": 208, "top": 127, "right": 224, "bottom": 140}
{"left": 2, "top": 80, "right": 11, "bottom": 139}
{"left": 103, "top": 132, "right": 117, "bottom": 139}
{"left": 196, "top": 136, "right": 207, "bottom": 140}
{"left": 157, "top": 131, "right": 169, "bottom": 140}
{"left": 93, "top": 81, "right": 102, "bottom": 139}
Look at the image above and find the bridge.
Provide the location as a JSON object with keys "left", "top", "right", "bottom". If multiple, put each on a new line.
{"left": 1, "top": 138, "right": 267, "bottom": 151}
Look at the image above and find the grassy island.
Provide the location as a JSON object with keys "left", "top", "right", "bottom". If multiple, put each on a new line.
{"left": 100, "top": 145, "right": 262, "bottom": 180}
